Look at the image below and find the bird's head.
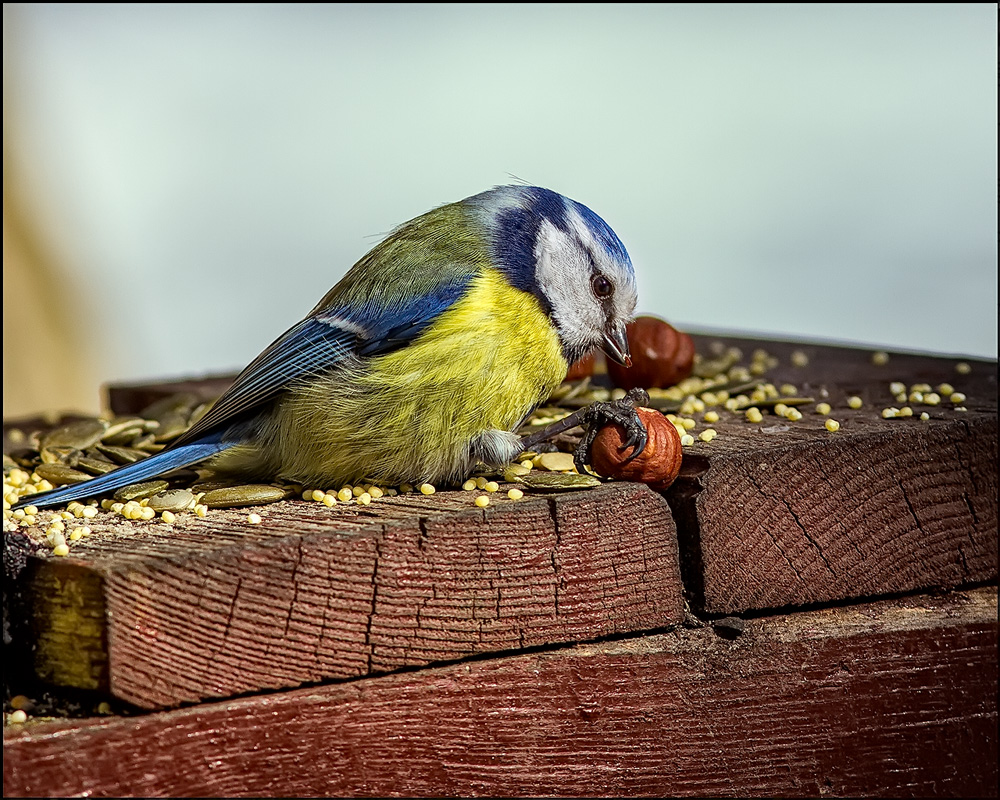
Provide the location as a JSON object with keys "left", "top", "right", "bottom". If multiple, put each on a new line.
{"left": 469, "top": 185, "right": 638, "bottom": 366}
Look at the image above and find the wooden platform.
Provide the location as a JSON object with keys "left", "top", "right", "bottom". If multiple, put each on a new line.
{"left": 4, "top": 334, "right": 998, "bottom": 797}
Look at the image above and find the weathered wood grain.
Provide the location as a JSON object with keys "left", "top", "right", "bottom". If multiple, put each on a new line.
{"left": 10, "top": 483, "right": 683, "bottom": 709}
{"left": 7, "top": 335, "right": 996, "bottom": 708}
{"left": 5, "top": 587, "right": 996, "bottom": 798}
{"left": 667, "top": 335, "right": 998, "bottom": 613}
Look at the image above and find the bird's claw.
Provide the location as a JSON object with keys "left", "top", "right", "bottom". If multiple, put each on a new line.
{"left": 574, "top": 388, "right": 650, "bottom": 472}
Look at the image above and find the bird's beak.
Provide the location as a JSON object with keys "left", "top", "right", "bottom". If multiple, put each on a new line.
{"left": 602, "top": 325, "right": 632, "bottom": 367}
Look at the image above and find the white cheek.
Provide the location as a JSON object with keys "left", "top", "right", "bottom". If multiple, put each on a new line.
{"left": 534, "top": 221, "right": 603, "bottom": 348}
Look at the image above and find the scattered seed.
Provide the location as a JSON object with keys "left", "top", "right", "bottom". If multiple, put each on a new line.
{"left": 9, "top": 710, "right": 28, "bottom": 724}
{"left": 200, "top": 485, "right": 292, "bottom": 508}
{"left": 955, "top": 362, "right": 971, "bottom": 374}
{"left": 871, "top": 351, "right": 890, "bottom": 366}
{"left": 147, "top": 489, "right": 195, "bottom": 512}
{"left": 33, "top": 463, "right": 94, "bottom": 486}
{"left": 247, "top": 512, "right": 262, "bottom": 524}
{"left": 816, "top": 402, "right": 831, "bottom": 415}
{"left": 950, "top": 392, "right": 967, "bottom": 404}
{"left": 474, "top": 495, "right": 490, "bottom": 508}
{"left": 52, "top": 543, "right": 70, "bottom": 556}
{"left": 745, "top": 408, "right": 763, "bottom": 423}
{"left": 825, "top": 419, "right": 840, "bottom": 432}
{"left": 41, "top": 419, "right": 109, "bottom": 451}
{"left": 114, "top": 480, "right": 170, "bottom": 502}
{"left": 419, "top": 483, "right": 436, "bottom": 495}
{"left": 847, "top": 396, "right": 863, "bottom": 409}
{"left": 507, "top": 488, "right": 524, "bottom": 501}
{"left": 507, "top": 471, "right": 600, "bottom": 491}
{"left": 699, "top": 429, "right": 718, "bottom": 442}
{"left": 76, "top": 456, "right": 117, "bottom": 475}
{"left": 536, "top": 452, "right": 577, "bottom": 472}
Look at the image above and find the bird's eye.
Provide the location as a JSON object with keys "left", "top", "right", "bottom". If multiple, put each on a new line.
{"left": 591, "top": 274, "right": 614, "bottom": 298}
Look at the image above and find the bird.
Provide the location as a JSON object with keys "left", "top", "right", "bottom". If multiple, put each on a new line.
{"left": 16, "top": 185, "right": 643, "bottom": 510}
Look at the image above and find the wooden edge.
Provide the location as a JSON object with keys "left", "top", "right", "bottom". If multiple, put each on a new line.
{"left": 669, "top": 414, "right": 998, "bottom": 613}
{"left": 11, "top": 483, "right": 684, "bottom": 709}
{"left": 5, "top": 586, "right": 996, "bottom": 798}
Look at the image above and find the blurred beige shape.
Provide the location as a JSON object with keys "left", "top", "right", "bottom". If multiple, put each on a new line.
{"left": 3, "top": 142, "right": 101, "bottom": 419}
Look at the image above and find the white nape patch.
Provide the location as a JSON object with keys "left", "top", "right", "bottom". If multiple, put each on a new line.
{"left": 533, "top": 208, "right": 638, "bottom": 358}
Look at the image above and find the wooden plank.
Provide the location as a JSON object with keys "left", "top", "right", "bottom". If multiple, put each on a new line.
{"left": 5, "top": 587, "right": 996, "bottom": 798}
{"left": 104, "top": 335, "right": 1000, "bottom": 613}
{"left": 8, "top": 483, "right": 683, "bottom": 709}
{"left": 667, "top": 335, "right": 998, "bottom": 613}
{"left": 6, "top": 334, "right": 996, "bottom": 706}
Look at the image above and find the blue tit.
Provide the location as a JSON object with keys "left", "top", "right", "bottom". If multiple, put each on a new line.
{"left": 18, "top": 185, "right": 638, "bottom": 510}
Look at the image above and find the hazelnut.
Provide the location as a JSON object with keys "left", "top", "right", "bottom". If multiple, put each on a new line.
{"left": 607, "top": 315, "right": 695, "bottom": 390}
{"left": 565, "top": 352, "right": 596, "bottom": 382}
{"left": 589, "top": 407, "right": 683, "bottom": 490}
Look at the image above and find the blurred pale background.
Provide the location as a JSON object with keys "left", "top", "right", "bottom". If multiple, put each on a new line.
{"left": 3, "top": 3, "right": 997, "bottom": 418}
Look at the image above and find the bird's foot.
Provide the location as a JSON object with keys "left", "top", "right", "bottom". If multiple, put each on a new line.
{"left": 572, "top": 388, "right": 649, "bottom": 472}
{"left": 517, "top": 388, "right": 649, "bottom": 471}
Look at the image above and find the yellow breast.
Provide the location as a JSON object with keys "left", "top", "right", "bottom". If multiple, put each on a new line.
{"left": 219, "top": 268, "right": 568, "bottom": 487}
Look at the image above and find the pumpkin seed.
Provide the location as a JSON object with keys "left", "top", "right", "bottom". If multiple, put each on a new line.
{"left": 199, "top": 484, "right": 293, "bottom": 508}
{"left": 504, "top": 470, "right": 600, "bottom": 491}
{"left": 153, "top": 411, "right": 189, "bottom": 442}
{"left": 101, "top": 417, "right": 148, "bottom": 444}
{"left": 76, "top": 457, "right": 118, "bottom": 476}
{"left": 40, "top": 446, "right": 81, "bottom": 466}
{"left": 41, "top": 419, "right": 108, "bottom": 451}
{"left": 113, "top": 481, "right": 170, "bottom": 502}
{"left": 96, "top": 444, "right": 147, "bottom": 464}
{"left": 34, "top": 463, "right": 94, "bottom": 486}
{"left": 146, "top": 489, "right": 195, "bottom": 512}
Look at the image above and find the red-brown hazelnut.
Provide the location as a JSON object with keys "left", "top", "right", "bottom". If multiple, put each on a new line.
{"left": 589, "top": 407, "right": 683, "bottom": 490}
{"left": 607, "top": 315, "right": 695, "bottom": 390}
{"left": 565, "top": 352, "right": 596, "bottom": 381}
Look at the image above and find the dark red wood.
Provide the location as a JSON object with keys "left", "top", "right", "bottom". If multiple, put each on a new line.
{"left": 14, "top": 483, "right": 683, "bottom": 709}
{"left": 669, "top": 335, "right": 998, "bottom": 613}
{"left": 5, "top": 587, "right": 996, "bottom": 798}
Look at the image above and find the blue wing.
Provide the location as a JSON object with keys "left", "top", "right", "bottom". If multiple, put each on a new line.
{"left": 173, "top": 274, "right": 473, "bottom": 448}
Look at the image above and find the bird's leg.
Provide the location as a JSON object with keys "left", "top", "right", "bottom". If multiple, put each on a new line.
{"left": 518, "top": 388, "right": 650, "bottom": 472}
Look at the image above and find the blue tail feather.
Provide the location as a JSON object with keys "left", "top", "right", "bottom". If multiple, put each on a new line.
{"left": 12, "top": 439, "right": 232, "bottom": 510}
